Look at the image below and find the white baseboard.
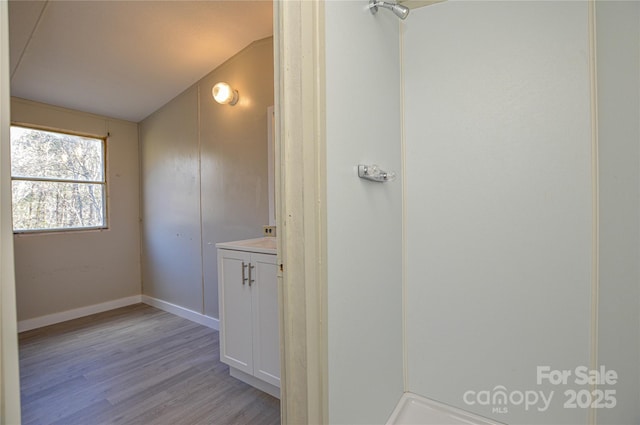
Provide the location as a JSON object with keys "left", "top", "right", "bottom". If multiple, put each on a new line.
{"left": 18, "top": 295, "right": 142, "bottom": 332}
{"left": 17, "top": 294, "right": 219, "bottom": 333}
{"left": 141, "top": 295, "right": 219, "bottom": 331}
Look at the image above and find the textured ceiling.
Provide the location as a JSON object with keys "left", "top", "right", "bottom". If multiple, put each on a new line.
{"left": 9, "top": 0, "right": 273, "bottom": 122}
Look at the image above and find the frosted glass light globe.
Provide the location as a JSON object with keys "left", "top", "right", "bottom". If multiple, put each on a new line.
{"left": 212, "top": 82, "right": 239, "bottom": 105}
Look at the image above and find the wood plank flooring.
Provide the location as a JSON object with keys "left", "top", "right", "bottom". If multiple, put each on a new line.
{"left": 18, "top": 304, "right": 280, "bottom": 425}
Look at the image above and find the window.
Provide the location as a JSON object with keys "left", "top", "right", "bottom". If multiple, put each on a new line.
{"left": 10, "top": 126, "right": 107, "bottom": 232}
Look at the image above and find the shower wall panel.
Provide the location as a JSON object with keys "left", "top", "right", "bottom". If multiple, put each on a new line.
{"left": 403, "top": 2, "right": 592, "bottom": 424}
{"left": 325, "top": 1, "right": 404, "bottom": 423}
{"left": 595, "top": 2, "right": 640, "bottom": 424}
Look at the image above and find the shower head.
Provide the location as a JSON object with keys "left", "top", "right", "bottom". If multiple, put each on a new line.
{"left": 369, "top": 0, "right": 410, "bottom": 20}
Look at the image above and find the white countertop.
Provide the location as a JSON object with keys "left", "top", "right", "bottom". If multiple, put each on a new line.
{"left": 215, "top": 237, "right": 277, "bottom": 255}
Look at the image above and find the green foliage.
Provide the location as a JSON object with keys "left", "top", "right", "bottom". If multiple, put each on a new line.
{"left": 10, "top": 127, "right": 106, "bottom": 231}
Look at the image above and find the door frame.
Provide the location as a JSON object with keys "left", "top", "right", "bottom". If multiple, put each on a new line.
{"left": 0, "top": 0, "right": 22, "bottom": 423}
{"left": 274, "top": 0, "right": 328, "bottom": 423}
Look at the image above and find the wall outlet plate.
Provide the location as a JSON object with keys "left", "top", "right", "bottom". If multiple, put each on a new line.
{"left": 263, "top": 225, "right": 276, "bottom": 237}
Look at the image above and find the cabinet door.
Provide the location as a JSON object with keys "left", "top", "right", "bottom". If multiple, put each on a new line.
{"left": 218, "top": 249, "right": 253, "bottom": 375}
{"left": 251, "top": 253, "right": 280, "bottom": 387}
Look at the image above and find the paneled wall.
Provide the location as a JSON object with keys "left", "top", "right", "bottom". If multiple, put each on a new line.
{"left": 139, "top": 87, "right": 202, "bottom": 313}
{"left": 199, "top": 37, "right": 274, "bottom": 318}
{"left": 12, "top": 98, "right": 141, "bottom": 322}
{"left": 140, "top": 38, "right": 273, "bottom": 320}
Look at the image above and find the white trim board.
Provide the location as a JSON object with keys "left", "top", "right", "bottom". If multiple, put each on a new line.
{"left": 17, "top": 295, "right": 142, "bottom": 332}
{"left": 141, "top": 295, "right": 219, "bottom": 331}
{"left": 17, "top": 295, "right": 220, "bottom": 333}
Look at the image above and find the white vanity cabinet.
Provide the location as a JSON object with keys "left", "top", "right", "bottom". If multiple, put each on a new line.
{"left": 216, "top": 238, "right": 279, "bottom": 398}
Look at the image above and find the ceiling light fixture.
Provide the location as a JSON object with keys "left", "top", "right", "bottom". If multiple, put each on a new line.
{"left": 212, "top": 82, "right": 239, "bottom": 106}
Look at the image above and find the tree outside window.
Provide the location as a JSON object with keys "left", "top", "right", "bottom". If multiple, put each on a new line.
{"left": 10, "top": 126, "right": 107, "bottom": 232}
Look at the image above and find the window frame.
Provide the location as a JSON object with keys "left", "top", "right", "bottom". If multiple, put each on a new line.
{"left": 10, "top": 123, "right": 109, "bottom": 234}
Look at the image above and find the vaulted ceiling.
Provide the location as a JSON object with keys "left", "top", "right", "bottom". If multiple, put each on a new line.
{"left": 9, "top": 0, "right": 273, "bottom": 122}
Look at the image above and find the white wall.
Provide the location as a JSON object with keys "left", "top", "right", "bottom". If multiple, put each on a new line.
{"left": 140, "top": 38, "right": 273, "bottom": 320}
{"left": 11, "top": 98, "right": 141, "bottom": 322}
{"left": 324, "top": 1, "right": 404, "bottom": 423}
{"left": 595, "top": 2, "right": 640, "bottom": 424}
{"left": 403, "top": 2, "right": 592, "bottom": 424}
